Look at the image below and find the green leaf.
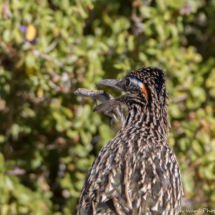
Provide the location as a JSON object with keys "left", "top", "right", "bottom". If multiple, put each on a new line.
{"left": 0, "top": 135, "right": 4, "bottom": 143}
{"left": 13, "top": 28, "right": 23, "bottom": 43}
{"left": 3, "top": 30, "right": 11, "bottom": 43}
{"left": 112, "top": 17, "right": 130, "bottom": 34}
{"left": 128, "top": 35, "right": 134, "bottom": 51}
{"left": 0, "top": 153, "right": 5, "bottom": 171}
{"left": 11, "top": 124, "right": 20, "bottom": 138}
{"left": 139, "top": 6, "right": 151, "bottom": 18}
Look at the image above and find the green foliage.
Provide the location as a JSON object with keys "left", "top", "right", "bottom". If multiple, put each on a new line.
{"left": 1, "top": 0, "right": 215, "bottom": 214}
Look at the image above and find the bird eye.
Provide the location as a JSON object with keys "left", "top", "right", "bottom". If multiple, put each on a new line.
{"left": 125, "top": 78, "right": 130, "bottom": 86}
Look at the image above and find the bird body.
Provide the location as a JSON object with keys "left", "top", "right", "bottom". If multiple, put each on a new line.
{"left": 75, "top": 67, "right": 183, "bottom": 215}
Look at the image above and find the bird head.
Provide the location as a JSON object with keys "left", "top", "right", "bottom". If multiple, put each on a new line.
{"left": 96, "top": 67, "right": 167, "bottom": 107}
{"left": 95, "top": 67, "right": 169, "bottom": 132}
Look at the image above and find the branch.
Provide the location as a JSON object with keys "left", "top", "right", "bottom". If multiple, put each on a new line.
{"left": 173, "top": 94, "right": 188, "bottom": 103}
{"left": 32, "top": 49, "right": 63, "bottom": 67}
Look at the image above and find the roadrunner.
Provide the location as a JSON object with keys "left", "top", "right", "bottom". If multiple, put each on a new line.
{"left": 74, "top": 67, "right": 183, "bottom": 215}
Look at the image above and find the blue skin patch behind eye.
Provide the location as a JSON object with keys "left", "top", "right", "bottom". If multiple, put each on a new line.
{"left": 129, "top": 77, "right": 143, "bottom": 88}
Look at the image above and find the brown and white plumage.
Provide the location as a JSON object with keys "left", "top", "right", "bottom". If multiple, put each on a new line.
{"left": 75, "top": 67, "right": 183, "bottom": 215}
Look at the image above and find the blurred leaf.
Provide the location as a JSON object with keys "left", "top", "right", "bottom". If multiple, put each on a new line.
{"left": 182, "top": 169, "right": 194, "bottom": 195}
{"left": 0, "top": 135, "right": 4, "bottom": 143}
{"left": 112, "top": 17, "right": 130, "bottom": 34}
{"left": 198, "top": 132, "right": 210, "bottom": 145}
{"left": 139, "top": 6, "right": 151, "bottom": 18}
{"left": 3, "top": 30, "right": 11, "bottom": 43}
{"left": 0, "top": 153, "right": 5, "bottom": 171}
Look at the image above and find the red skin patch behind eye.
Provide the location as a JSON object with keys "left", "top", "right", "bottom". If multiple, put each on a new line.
{"left": 142, "top": 84, "right": 149, "bottom": 99}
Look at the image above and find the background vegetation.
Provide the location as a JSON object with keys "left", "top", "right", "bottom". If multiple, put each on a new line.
{"left": 1, "top": 0, "right": 215, "bottom": 214}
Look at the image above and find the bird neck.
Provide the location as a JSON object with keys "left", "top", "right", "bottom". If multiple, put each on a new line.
{"left": 122, "top": 101, "right": 169, "bottom": 139}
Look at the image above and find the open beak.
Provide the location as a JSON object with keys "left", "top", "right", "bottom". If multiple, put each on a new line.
{"left": 96, "top": 79, "right": 122, "bottom": 91}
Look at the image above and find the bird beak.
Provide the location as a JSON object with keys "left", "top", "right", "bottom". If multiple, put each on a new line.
{"left": 96, "top": 79, "right": 122, "bottom": 90}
